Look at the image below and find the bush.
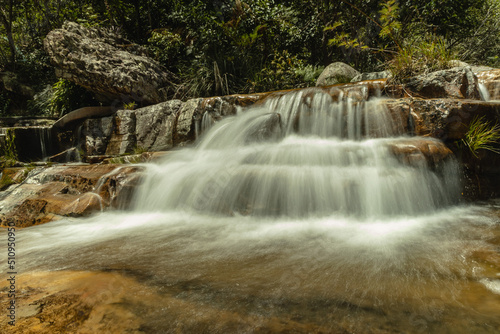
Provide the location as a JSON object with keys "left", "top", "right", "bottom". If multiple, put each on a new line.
{"left": 386, "top": 34, "right": 456, "bottom": 83}
{"left": 49, "top": 79, "right": 97, "bottom": 117}
{"left": 249, "top": 51, "right": 322, "bottom": 93}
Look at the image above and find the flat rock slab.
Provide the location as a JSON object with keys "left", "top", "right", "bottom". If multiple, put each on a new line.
{"left": 0, "top": 164, "right": 144, "bottom": 228}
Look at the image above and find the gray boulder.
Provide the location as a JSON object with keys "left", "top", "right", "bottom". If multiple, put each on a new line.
{"left": 43, "top": 21, "right": 175, "bottom": 105}
{"left": 403, "top": 67, "right": 480, "bottom": 99}
{"left": 351, "top": 70, "right": 390, "bottom": 82}
{"left": 316, "top": 62, "right": 360, "bottom": 86}
{"left": 136, "top": 100, "right": 183, "bottom": 152}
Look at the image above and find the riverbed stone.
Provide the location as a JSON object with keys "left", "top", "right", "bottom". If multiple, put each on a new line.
{"left": 174, "top": 98, "right": 203, "bottom": 145}
{"left": 135, "top": 100, "right": 182, "bottom": 152}
{"left": 82, "top": 116, "right": 114, "bottom": 156}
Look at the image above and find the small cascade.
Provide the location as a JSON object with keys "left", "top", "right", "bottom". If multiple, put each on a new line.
{"left": 201, "top": 111, "right": 214, "bottom": 134}
{"left": 35, "top": 126, "right": 53, "bottom": 160}
{"left": 134, "top": 88, "right": 458, "bottom": 218}
{"left": 477, "top": 69, "right": 500, "bottom": 101}
{"left": 0, "top": 126, "right": 54, "bottom": 161}
{"left": 479, "top": 83, "right": 491, "bottom": 101}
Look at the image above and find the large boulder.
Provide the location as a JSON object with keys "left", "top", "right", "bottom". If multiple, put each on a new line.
{"left": 43, "top": 21, "right": 174, "bottom": 105}
{"left": 316, "top": 62, "right": 360, "bottom": 86}
{"left": 402, "top": 67, "right": 481, "bottom": 99}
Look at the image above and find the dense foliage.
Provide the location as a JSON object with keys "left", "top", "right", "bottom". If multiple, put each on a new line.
{"left": 0, "top": 0, "right": 499, "bottom": 116}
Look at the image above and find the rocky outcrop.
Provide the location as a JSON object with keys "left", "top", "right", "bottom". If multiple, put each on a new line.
{"left": 43, "top": 21, "right": 174, "bottom": 105}
{"left": 316, "top": 62, "right": 360, "bottom": 86}
{"left": 402, "top": 67, "right": 480, "bottom": 99}
{"left": 79, "top": 94, "right": 266, "bottom": 157}
{"left": 385, "top": 98, "right": 500, "bottom": 142}
{"left": 351, "top": 70, "right": 390, "bottom": 83}
{"left": 0, "top": 164, "right": 143, "bottom": 227}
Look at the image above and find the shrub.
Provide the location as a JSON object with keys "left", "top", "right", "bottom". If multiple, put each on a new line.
{"left": 249, "top": 51, "right": 322, "bottom": 92}
{"left": 386, "top": 34, "right": 456, "bottom": 83}
{"left": 0, "top": 129, "right": 18, "bottom": 162}
{"left": 49, "top": 79, "right": 96, "bottom": 117}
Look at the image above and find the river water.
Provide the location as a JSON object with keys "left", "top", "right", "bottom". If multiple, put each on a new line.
{"left": 4, "top": 89, "right": 500, "bottom": 333}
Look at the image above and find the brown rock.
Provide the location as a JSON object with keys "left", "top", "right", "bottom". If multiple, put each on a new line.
{"left": 477, "top": 69, "right": 500, "bottom": 100}
{"left": 389, "top": 138, "right": 454, "bottom": 169}
{"left": 0, "top": 164, "right": 144, "bottom": 227}
{"left": 60, "top": 192, "right": 103, "bottom": 217}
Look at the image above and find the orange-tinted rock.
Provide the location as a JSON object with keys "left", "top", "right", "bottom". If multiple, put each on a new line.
{"left": 59, "top": 192, "right": 103, "bottom": 217}
{"left": 385, "top": 98, "right": 500, "bottom": 141}
{"left": 0, "top": 164, "right": 144, "bottom": 227}
{"left": 389, "top": 139, "right": 454, "bottom": 169}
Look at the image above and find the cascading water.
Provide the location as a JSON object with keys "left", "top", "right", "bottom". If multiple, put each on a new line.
{"left": 135, "top": 89, "right": 458, "bottom": 218}
{"left": 3, "top": 88, "right": 500, "bottom": 333}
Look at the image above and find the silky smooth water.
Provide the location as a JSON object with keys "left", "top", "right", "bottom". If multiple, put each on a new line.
{"left": 3, "top": 89, "right": 500, "bottom": 333}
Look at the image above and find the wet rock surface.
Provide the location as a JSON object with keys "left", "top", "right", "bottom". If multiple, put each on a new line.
{"left": 477, "top": 69, "right": 500, "bottom": 100}
{"left": 0, "top": 164, "right": 144, "bottom": 227}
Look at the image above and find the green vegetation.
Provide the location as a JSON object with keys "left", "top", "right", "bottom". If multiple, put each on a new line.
{"left": 0, "top": 129, "right": 18, "bottom": 161}
{"left": 123, "top": 101, "right": 137, "bottom": 110}
{"left": 462, "top": 116, "right": 500, "bottom": 158}
{"left": 386, "top": 34, "right": 456, "bottom": 83}
{"left": 0, "top": 0, "right": 499, "bottom": 116}
{"left": 49, "top": 79, "right": 96, "bottom": 117}
{"left": 0, "top": 173, "right": 15, "bottom": 190}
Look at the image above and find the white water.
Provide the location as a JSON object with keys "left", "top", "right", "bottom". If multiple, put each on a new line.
{"left": 479, "top": 83, "right": 491, "bottom": 101}
{"left": 135, "top": 89, "right": 458, "bottom": 218}
{"left": 4, "top": 88, "right": 500, "bottom": 332}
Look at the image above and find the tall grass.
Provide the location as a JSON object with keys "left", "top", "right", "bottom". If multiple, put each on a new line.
{"left": 462, "top": 115, "right": 500, "bottom": 158}
{"left": 386, "top": 35, "right": 456, "bottom": 83}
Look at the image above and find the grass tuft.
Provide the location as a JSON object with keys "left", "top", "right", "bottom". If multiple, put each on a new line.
{"left": 462, "top": 115, "right": 500, "bottom": 158}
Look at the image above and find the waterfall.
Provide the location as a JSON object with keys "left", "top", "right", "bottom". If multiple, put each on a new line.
{"left": 6, "top": 87, "right": 499, "bottom": 333}
{"left": 479, "top": 83, "right": 491, "bottom": 101}
{"left": 36, "top": 126, "right": 53, "bottom": 160}
{"left": 134, "top": 88, "right": 458, "bottom": 218}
